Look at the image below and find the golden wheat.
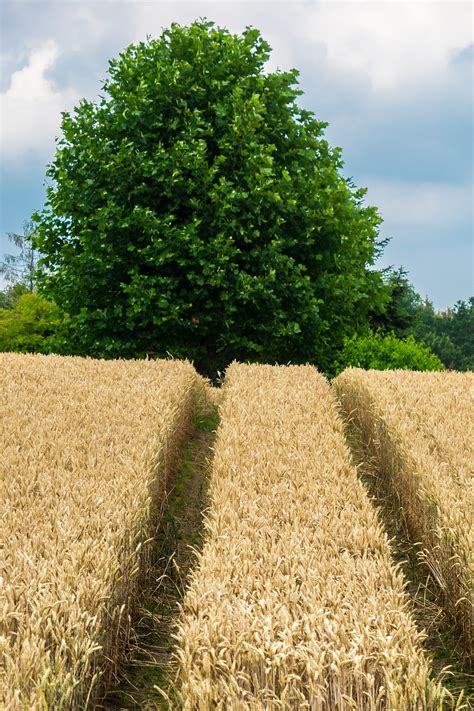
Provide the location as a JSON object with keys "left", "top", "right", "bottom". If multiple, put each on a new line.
{"left": 0, "top": 352, "right": 197, "bottom": 709}
{"left": 333, "top": 368, "right": 473, "bottom": 667}
{"left": 174, "top": 363, "right": 441, "bottom": 710}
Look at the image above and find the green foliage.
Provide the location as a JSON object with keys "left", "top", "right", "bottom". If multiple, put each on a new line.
{"left": 444, "top": 298, "right": 474, "bottom": 370}
{"left": 34, "top": 20, "right": 387, "bottom": 375}
{"left": 369, "top": 267, "right": 473, "bottom": 372}
{"left": 334, "top": 331, "right": 445, "bottom": 375}
{"left": 0, "top": 282, "right": 29, "bottom": 310}
{"left": 412, "top": 297, "right": 473, "bottom": 371}
{"left": 0, "top": 293, "right": 61, "bottom": 354}
{"left": 369, "top": 267, "right": 421, "bottom": 337}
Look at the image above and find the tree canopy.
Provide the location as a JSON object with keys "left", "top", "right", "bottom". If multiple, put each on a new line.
{"left": 412, "top": 297, "right": 474, "bottom": 371}
{"left": 0, "top": 282, "right": 30, "bottom": 310}
{"left": 34, "top": 20, "right": 387, "bottom": 375}
{"left": 369, "top": 267, "right": 421, "bottom": 337}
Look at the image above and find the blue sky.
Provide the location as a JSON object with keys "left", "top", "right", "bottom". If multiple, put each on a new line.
{"left": 1, "top": 0, "right": 472, "bottom": 309}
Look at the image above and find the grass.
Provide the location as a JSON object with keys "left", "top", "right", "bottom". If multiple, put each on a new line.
{"left": 105, "top": 392, "right": 219, "bottom": 710}
{"left": 193, "top": 409, "right": 221, "bottom": 434}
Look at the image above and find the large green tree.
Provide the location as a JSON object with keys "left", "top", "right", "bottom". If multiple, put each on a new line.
{"left": 34, "top": 21, "right": 387, "bottom": 375}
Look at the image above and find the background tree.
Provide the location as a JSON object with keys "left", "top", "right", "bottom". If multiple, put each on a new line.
{"left": 369, "top": 267, "right": 421, "bottom": 337}
{"left": 0, "top": 220, "right": 40, "bottom": 292}
{"left": 412, "top": 297, "right": 473, "bottom": 371}
{"left": 0, "top": 282, "right": 29, "bottom": 310}
{"left": 368, "top": 266, "right": 473, "bottom": 371}
{"left": 444, "top": 298, "right": 474, "bottom": 369}
{"left": 34, "top": 21, "right": 388, "bottom": 376}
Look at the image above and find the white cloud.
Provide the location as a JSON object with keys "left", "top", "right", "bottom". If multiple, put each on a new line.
{"left": 0, "top": 41, "right": 78, "bottom": 162}
{"left": 301, "top": 2, "right": 473, "bottom": 94}
{"left": 363, "top": 178, "right": 473, "bottom": 229}
{"left": 123, "top": 2, "right": 474, "bottom": 102}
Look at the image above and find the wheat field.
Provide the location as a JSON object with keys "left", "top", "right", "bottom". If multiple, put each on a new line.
{"left": 333, "top": 368, "right": 473, "bottom": 668}
{"left": 0, "top": 352, "right": 197, "bottom": 709}
{"left": 3, "top": 356, "right": 470, "bottom": 709}
{"left": 174, "top": 363, "right": 442, "bottom": 710}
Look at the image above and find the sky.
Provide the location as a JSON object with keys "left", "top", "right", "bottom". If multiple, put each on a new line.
{"left": 0, "top": 0, "right": 473, "bottom": 309}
